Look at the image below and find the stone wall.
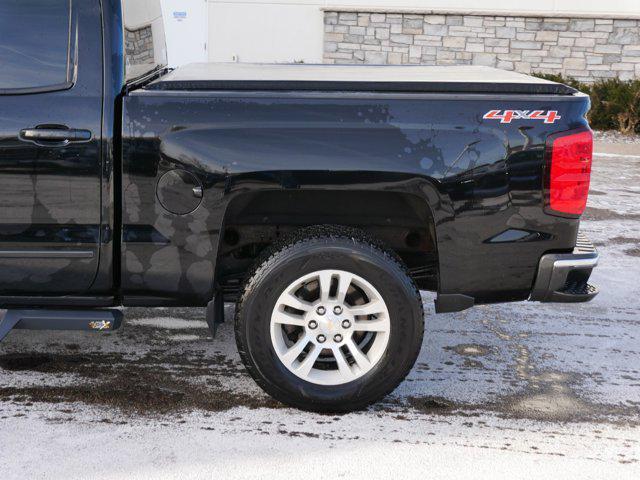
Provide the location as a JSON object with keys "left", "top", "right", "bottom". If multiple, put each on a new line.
{"left": 125, "top": 25, "right": 154, "bottom": 65}
{"left": 323, "top": 11, "right": 640, "bottom": 82}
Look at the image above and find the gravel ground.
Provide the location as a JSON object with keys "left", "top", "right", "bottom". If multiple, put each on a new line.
{"left": 0, "top": 144, "right": 639, "bottom": 479}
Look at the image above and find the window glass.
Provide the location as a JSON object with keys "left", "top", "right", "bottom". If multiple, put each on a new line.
{"left": 0, "top": 0, "right": 71, "bottom": 91}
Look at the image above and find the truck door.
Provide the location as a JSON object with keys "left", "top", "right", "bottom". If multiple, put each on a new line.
{"left": 0, "top": 0, "right": 103, "bottom": 294}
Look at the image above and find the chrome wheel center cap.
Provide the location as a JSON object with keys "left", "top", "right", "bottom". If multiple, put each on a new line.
{"left": 316, "top": 315, "right": 339, "bottom": 335}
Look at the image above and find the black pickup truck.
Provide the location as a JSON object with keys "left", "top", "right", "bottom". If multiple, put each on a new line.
{"left": 0, "top": 0, "right": 598, "bottom": 411}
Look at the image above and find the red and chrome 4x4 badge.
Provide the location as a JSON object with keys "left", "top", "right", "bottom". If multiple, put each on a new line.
{"left": 483, "top": 110, "right": 561, "bottom": 124}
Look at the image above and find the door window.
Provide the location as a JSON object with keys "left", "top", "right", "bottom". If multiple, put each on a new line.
{"left": 0, "top": 0, "right": 72, "bottom": 93}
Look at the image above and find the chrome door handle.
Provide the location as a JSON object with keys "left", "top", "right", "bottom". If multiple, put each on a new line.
{"left": 19, "top": 127, "right": 92, "bottom": 145}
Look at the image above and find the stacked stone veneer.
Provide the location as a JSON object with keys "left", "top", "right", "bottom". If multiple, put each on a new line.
{"left": 125, "top": 25, "right": 154, "bottom": 65}
{"left": 323, "top": 12, "right": 640, "bottom": 82}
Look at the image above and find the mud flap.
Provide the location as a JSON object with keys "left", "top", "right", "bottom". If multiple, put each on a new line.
{"left": 434, "top": 293, "right": 475, "bottom": 313}
{"left": 205, "top": 291, "right": 224, "bottom": 338}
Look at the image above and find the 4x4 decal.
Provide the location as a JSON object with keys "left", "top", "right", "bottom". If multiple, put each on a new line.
{"left": 483, "top": 110, "right": 561, "bottom": 124}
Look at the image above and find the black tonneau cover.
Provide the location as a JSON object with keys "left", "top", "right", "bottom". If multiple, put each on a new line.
{"left": 146, "top": 63, "right": 576, "bottom": 95}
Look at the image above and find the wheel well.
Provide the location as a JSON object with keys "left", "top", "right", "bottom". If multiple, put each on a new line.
{"left": 217, "top": 190, "right": 438, "bottom": 299}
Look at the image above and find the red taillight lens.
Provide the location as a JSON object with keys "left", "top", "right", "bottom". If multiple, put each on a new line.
{"left": 547, "top": 130, "right": 593, "bottom": 216}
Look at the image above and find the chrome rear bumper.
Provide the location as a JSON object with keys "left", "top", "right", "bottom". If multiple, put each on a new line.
{"left": 529, "top": 233, "right": 599, "bottom": 303}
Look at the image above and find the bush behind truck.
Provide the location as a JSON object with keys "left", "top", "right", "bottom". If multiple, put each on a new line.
{"left": 0, "top": 0, "right": 599, "bottom": 412}
{"left": 535, "top": 73, "right": 640, "bottom": 134}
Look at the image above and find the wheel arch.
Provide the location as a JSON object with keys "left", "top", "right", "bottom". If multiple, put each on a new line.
{"left": 216, "top": 184, "right": 445, "bottom": 299}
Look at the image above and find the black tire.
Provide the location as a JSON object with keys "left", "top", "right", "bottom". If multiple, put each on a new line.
{"left": 234, "top": 225, "right": 424, "bottom": 412}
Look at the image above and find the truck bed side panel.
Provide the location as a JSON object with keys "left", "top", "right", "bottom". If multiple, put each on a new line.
{"left": 121, "top": 91, "right": 589, "bottom": 305}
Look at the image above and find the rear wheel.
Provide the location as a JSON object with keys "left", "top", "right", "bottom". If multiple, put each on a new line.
{"left": 234, "top": 226, "right": 424, "bottom": 412}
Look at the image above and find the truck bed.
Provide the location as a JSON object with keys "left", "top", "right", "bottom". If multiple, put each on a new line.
{"left": 145, "top": 63, "right": 576, "bottom": 95}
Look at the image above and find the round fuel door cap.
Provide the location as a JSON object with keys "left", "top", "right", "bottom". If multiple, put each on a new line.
{"left": 156, "top": 169, "right": 203, "bottom": 215}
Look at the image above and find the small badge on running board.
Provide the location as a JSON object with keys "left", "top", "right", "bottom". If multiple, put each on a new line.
{"left": 88, "top": 320, "right": 111, "bottom": 331}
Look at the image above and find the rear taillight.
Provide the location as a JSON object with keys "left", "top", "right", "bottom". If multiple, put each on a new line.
{"left": 545, "top": 129, "right": 593, "bottom": 216}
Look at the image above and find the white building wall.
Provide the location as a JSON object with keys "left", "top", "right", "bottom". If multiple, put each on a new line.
{"left": 206, "top": 0, "right": 640, "bottom": 63}
{"left": 208, "top": 3, "right": 324, "bottom": 63}
{"left": 123, "top": 0, "right": 162, "bottom": 26}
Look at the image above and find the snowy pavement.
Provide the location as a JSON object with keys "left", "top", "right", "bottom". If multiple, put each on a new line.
{"left": 1, "top": 142, "right": 639, "bottom": 479}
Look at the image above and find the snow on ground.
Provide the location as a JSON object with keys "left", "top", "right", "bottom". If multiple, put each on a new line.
{"left": 0, "top": 141, "right": 639, "bottom": 479}
{"left": 593, "top": 131, "right": 640, "bottom": 145}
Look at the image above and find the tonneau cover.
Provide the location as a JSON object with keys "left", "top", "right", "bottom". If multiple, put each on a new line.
{"left": 146, "top": 63, "right": 577, "bottom": 95}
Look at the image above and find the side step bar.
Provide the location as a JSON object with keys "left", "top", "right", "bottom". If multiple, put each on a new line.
{"left": 0, "top": 309, "right": 123, "bottom": 343}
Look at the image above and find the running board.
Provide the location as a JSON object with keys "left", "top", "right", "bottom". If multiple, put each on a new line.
{"left": 0, "top": 309, "right": 122, "bottom": 343}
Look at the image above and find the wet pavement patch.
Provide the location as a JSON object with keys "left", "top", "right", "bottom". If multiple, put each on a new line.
{"left": 583, "top": 207, "right": 640, "bottom": 222}
{"left": 594, "top": 236, "right": 640, "bottom": 247}
{"left": 0, "top": 353, "right": 97, "bottom": 373}
{"left": 499, "top": 371, "right": 592, "bottom": 422}
{"left": 503, "top": 390, "right": 589, "bottom": 422}
{"left": 0, "top": 373, "right": 277, "bottom": 415}
{"left": 445, "top": 344, "right": 492, "bottom": 357}
{"left": 462, "top": 359, "right": 485, "bottom": 369}
{"left": 407, "top": 396, "right": 455, "bottom": 414}
{"left": 0, "top": 351, "right": 279, "bottom": 415}
{"left": 610, "top": 236, "right": 640, "bottom": 245}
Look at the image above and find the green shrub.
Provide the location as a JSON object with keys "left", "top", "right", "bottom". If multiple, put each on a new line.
{"left": 590, "top": 79, "right": 640, "bottom": 134}
{"left": 532, "top": 73, "right": 640, "bottom": 134}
